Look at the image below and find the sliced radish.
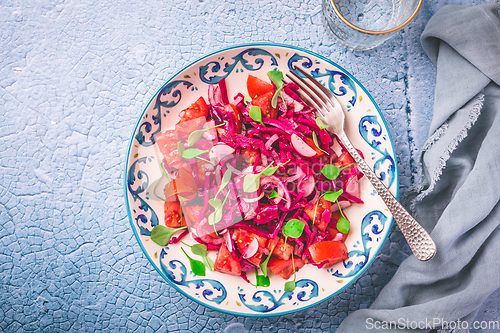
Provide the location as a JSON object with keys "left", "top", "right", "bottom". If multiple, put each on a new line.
{"left": 345, "top": 172, "right": 360, "bottom": 199}
{"left": 290, "top": 133, "right": 316, "bottom": 157}
{"left": 242, "top": 238, "right": 259, "bottom": 259}
{"left": 331, "top": 200, "right": 351, "bottom": 212}
{"left": 298, "top": 175, "right": 316, "bottom": 197}
{"left": 321, "top": 208, "right": 331, "bottom": 225}
{"left": 209, "top": 143, "right": 235, "bottom": 161}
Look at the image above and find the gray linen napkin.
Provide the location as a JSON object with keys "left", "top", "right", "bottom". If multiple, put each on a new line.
{"left": 336, "top": 3, "right": 500, "bottom": 332}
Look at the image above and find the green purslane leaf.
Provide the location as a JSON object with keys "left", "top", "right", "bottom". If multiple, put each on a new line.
{"left": 267, "top": 70, "right": 284, "bottom": 108}
{"left": 321, "top": 164, "right": 353, "bottom": 180}
{"left": 181, "top": 247, "right": 206, "bottom": 276}
{"left": 284, "top": 281, "right": 296, "bottom": 292}
{"left": 282, "top": 219, "right": 305, "bottom": 239}
{"left": 150, "top": 225, "right": 187, "bottom": 246}
{"left": 336, "top": 215, "right": 350, "bottom": 234}
{"left": 187, "top": 123, "right": 225, "bottom": 147}
{"left": 316, "top": 117, "right": 329, "bottom": 130}
{"left": 216, "top": 168, "right": 232, "bottom": 198}
{"left": 243, "top": 173, "right": 261, "bottom": 193}
{"left": 249, "top": 105, "right": 263, "bottom": 124}
{"left": 323, "top": 189, "right": 344, "bottom": 202}
{"left": 190, "top": 243, "right": 208, "bottom": 256}
{"left": 261, "top": 160, "right": 290, "bottom": 177}
{"left": 182, "top": 148, "right": 208, "bottom": 159}
{"left": 256, "top": 274, "right": 270, "bottom": 287}
{"left": 260, "top": 241, "right": 277, "bottom": 278}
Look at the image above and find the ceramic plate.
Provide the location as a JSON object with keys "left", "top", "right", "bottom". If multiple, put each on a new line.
{"left": 124, "top": 43, "right": 397, "bottom": 317}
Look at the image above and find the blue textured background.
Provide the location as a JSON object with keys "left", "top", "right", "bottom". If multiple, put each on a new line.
{"left": 1, "top": 0, "right": 498, "bottom": 332}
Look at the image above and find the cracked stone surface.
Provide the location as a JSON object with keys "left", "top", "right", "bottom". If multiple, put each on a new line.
{"left": 1, "top": 0, "right": 498, "bottom": 332}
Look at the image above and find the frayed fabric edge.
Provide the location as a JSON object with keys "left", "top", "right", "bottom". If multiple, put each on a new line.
{"left": 410, "top": 92, "right": 485, "bottom": 211}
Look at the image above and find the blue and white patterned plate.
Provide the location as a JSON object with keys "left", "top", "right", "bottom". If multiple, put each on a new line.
{"left": 124, "top": 43, "right": 398, "bottom": 317}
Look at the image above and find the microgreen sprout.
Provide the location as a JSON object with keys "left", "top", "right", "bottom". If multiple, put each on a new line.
{"left": 243, "top": 160, "right": 290, "bottom": 193}
{"left": 315, "top": 117, "right": 329, "bottom": 130}
{"left": 182, "top": 148, "right": 208, "bottom": 159}
{"left": 249, "top": 105, "right": 263, "bottom": 124}
{"left": 312, "top": 131, "right": 329, "bottom": 155}
{"left": 182, "top": 242, "right": 214, "bottom": 271}
{"left": 187, "top": 123, "right": 225, "bottom": 147}
{"left": 267, "top": 70, "right": 284, "bottom": 108}
{"left": 321, "top": 164, "right": 354, "bottom": 180}
{"left": 150, "top": 225, "right": 188, "bottom": 246}
{"left": 181, "top": 247, "right": 206, "bottom": 276}
{"left": 269, "top": 190, "right": 288, "bottom": 202}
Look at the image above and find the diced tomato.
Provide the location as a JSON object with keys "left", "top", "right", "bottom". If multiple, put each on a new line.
{"left": 163, "top": 164, "right": 198, "bottom": 202}
{"left": 247, "top": 75, "right": 274, "bottom": 99}
{"left": 267, "top": 257, "right": 305, "bottom": 280}
{"left": 241, "top": 148, "right": 259, "bottom": 165}
{"left": 232, "top": 229, "right": 267, "bottom": 266}
{"left": 164, "top": 200, "right": 185, "bottom": 228}
{"left": 175, "top": 117, "right": 206, "bottom": 139}
{"left": 305, "top": 137, "right": 325, "bottom": 157}
{"left": 183, "top": 204, "right": 203, "bottom": 227}
{"left": 308, "top": 241, "right": 348, "bottom": 267}
{"left": 178, "top": 97, "right": 208, "bottom": 124}
{"left": 251, "top": 91, "right": 278, "bottom": 119}
{"left": 266, "top": 237, "right": 293, "bottom": 260}
{"left": 335, "top": 151, "right": 354, "bottom": 171}
{"left": 154, "top": 130, "right": 182, "bottom": 169}
{"left": 229, "top": 104, "right": 243, "bottom": 134}
{"left": 304, "top": 197, "right": 332, "bottom": 232}
{"left": 214, "top": 243, "right": 241, "bottom": 276}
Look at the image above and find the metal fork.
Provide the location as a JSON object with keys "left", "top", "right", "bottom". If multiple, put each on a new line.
{"left": 287, "top": 66, "right": 436, "bottom": 261}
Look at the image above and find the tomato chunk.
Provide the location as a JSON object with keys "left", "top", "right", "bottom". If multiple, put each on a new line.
{"left": 335, "top": 151, "right": 354, "bottom": 172}
{"left": 251, "top": 91, "right": 278, "bottom": 119}
{"left": 154, "top": 130, "right": 182, "bottom": 169}
{"left": 268, "top": 257, "right": 305, "bottom": 280}
{"left": 241, "top": 148, "right": 259, "bottom": 165}
{"left": 304, "top": 197, "right": 332, "bottom": 232}
{"left": 266, "top": 237, "right": 293, "bottom": 261}
{"left": 247, "top": 75, "right": 274, "bottom": 99}
{"left": 308, "top": 241, "right": 348, "bottom": 267}
{"left": 214, "top": 243, "right": 241, "bottom": 276}
{"left": 164, "top": 200, "right": 185, "bottom": 228}
{"left": 232, "top": 229, "right": 267, "bottom": 266}
{"left": 178, "top": 96, "right": 208, "bottom": 124}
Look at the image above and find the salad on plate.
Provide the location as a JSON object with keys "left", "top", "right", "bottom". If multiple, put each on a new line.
{"left": 150, "top": 69, "right": 364, "bottom": 288}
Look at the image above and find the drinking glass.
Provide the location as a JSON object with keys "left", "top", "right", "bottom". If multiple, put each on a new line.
{"left": 322, "top": 0, "right": 423, "bottom": 51}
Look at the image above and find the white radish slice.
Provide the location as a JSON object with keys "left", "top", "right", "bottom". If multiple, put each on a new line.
{"left": 209, "top": 143, "right": 235, "bottom": 160}
{"left": 290, "top": 133, "right": 317, "bottom": 157}
{"left": 222, "top": 229, "right": 233, "bottom": 253}
{"left": 242, "top": 238, "right": 259, "bottom": 259}
{"left": 331, "top": 200, "right": 351, "bottom": 212}
{"left": 299, "top": 175, "right": 316, "bottom": 197}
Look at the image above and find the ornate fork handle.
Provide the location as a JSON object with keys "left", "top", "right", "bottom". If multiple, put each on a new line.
{"left": 338, "top": 132, "right": 437, "bottom": 261}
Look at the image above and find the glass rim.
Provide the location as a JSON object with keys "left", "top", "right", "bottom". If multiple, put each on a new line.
{"left": 330, "top": 0, "right": 424, "bottom": 35}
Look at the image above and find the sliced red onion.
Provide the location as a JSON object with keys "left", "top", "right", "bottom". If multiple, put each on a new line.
{"left": 298, "top": 174, "right": 315, "bottom": 197}
{"left": 242, "top": 192, "right": 265, "bottom": 203}
{"left": 265, "top": 133, "right": 279, "bottom": 150}
{"left": 242, "top": 238, "right": 259, "bottom": 259}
